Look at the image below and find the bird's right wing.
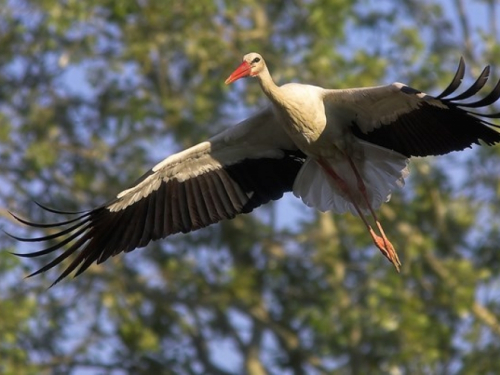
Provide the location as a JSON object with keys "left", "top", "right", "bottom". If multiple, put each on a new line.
{"left": 11, "top": 107, "right": 306, "bottom": 285}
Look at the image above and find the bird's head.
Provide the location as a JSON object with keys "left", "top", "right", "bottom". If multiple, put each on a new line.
{"left": 225, "top": 52, "right": 265, "bottom": 84}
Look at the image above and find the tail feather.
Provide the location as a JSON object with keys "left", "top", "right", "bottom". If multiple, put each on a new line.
{"left": 293, "top": 142, "right": 409, "bottom": 216}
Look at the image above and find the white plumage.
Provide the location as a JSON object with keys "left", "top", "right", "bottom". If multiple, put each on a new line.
{"left": 293, "top": 141, "right": 409, "bottom": 215}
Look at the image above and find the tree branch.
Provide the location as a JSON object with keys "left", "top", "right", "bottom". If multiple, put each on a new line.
{"left": 453, "top": 0, "right": 474, "bottom": 61}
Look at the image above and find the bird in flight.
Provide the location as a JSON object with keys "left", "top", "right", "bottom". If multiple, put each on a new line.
{"left": 11, "top": 53, "right": 500, "bottom": 285}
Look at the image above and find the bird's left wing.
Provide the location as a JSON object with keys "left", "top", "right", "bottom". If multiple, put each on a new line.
{"left": 324, "top": 58, "right": 500, "bottom": 157}
{"left": 11, "top": 107, "right": 306, "bottom": 285}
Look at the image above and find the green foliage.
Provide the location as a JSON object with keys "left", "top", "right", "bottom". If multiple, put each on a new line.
{"left": 1, "top": 0, "right": 500, "bottom": 373}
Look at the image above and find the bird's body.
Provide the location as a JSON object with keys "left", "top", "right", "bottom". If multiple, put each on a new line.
{"left": 266, "top": 83, "right": 330, "bottom": 153}
{"left": 250, "top": 62, "right": 353, "bottom": 158}
{"left": 11, "top": 53, "right": 500, "bottom": 284}
{"left": 225, "top": 54, "right": 411, "bottom": 266}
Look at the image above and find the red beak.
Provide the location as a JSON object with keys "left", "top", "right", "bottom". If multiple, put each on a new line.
{"left": 225, "top": 61, "right": 251, "bottom": 85}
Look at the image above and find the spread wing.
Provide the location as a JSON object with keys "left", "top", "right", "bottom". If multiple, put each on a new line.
{"left": 325, "top": 57, "right": 500, "bottom": 157}
{"left": 11, "top": 107, "right": 306, "bottom": 285}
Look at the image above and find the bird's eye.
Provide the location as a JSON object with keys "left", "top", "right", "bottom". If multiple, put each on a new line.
{"left": 252, "top": 57, "right": 261, "bottom": 63}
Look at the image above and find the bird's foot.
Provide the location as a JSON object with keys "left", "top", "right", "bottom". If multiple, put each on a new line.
{"left": 370, "top": 231, "right": 401, "bottom": 272}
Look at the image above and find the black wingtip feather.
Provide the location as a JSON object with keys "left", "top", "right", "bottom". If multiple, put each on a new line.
{"left": 436, "top": 56, "right": 466, "bottom": 99}
{"left": 7, "top": 217, "right": 91, "bottom": 244}
{"left": 458, "top": 78, "right": 500, "bottom": 108}
{"left": 9, "top": 209, "right": 89, "bottom": 229}
{"left": 33, "top": 200, "right": 89, "bottom": 215}
{"left": 445, "top": 65, "right": 490, "bottom": 101}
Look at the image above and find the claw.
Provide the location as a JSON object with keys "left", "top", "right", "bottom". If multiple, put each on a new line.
{"left": 372, "top": 232, "right": 401, "bottom": 272}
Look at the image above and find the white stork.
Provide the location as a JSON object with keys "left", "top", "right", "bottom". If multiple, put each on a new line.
{"left": 11, "top": 53, "right": 500, "bottom": 285}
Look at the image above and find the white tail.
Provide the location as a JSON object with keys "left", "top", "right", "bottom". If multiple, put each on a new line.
{"left": 293, "top": 141, "right": 409, "bottom": 216}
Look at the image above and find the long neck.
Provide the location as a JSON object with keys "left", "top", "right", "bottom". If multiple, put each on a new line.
{"left": 257, "top": 66, "right": 283, "bottom": 105}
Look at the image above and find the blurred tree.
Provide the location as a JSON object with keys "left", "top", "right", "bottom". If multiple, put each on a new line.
{"left": 1, "top": 0, "right": 500, "bottom": 374}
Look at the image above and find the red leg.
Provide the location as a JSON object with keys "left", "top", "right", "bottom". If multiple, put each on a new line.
{"left": 317, "top": 157, "right": 401, "bottom": 271}
{"left": 343, "top": 155, "right": 401, "bottom": 269}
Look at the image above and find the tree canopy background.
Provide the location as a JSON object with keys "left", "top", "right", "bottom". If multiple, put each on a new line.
{"left": 1, "top": 0, "right": 500, "bottom": 374}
